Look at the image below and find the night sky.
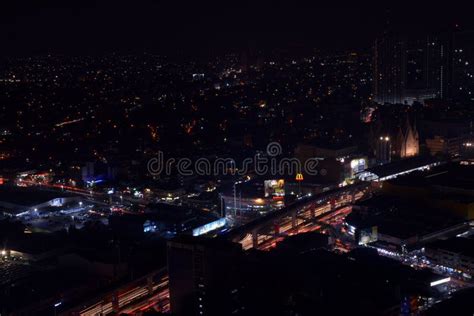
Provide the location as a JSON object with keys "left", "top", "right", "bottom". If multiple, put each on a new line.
{"left": 1, "top": 1, "right": 473, "bottom": 56}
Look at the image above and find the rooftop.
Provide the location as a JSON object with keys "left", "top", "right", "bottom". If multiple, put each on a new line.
{"left": 350, "top": 195, "right": 466, "bottom": 240}
{"left": 0, "top": 186, "right": 77, "bottom": 208}
{"left": 389, "top": 162, "right": 474, "bottom": 192}
{"left": 426, "top": 237, "right": 474, "bottom": 258}
{"left": 362, "top": 156, "right": 443, "bottom": 179}
{"left": 8, "top": 232, "right": 68, "bottom": 255}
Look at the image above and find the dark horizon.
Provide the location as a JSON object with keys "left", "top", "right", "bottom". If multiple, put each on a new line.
{"left": 1, "top": 1, "right": 474, "bottom": 57}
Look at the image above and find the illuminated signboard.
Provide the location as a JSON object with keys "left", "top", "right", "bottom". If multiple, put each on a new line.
{"left": 264, "top": 179, "right": 285, "bottom": 198}
{"left": 50, "top": 198, "right": 64, "bottom": 207}
{"left": 358, "top": 226, "right": 378, "bottom": 245}
{"left": 349, "top": 158, "right": 367, "bottom": 177}
{"left": 192, "top": 218, "right": 227, "bottom": 236}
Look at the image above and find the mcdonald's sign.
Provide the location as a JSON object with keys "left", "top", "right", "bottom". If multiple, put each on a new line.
{"left": 295, "top": 173, "right": 304, "bottom": 181}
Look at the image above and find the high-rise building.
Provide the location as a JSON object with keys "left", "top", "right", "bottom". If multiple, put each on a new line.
{"left": 447, "top": 30, "right": 474, "bottom": 102}
{"left": 373, "top": 34, "right": 406, "bottom": 104}
{"left": 373, "top": 34, "right": 444, "bottom": 104}
{"left": 374, "top": 29, "right": 474, "bottom": 105}
{"left": 167, "top": 236, "right": 244, "bottom": 316}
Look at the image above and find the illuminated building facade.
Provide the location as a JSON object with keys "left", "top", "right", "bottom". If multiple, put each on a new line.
{"left": 370, "top": 112, "right": 420, "bottom": 161}
{"left": 425, "top": 237, "right": 474, "bottom": 276}
{"left": 426, "top": 135, "right": 466, "bottom": 157}
{"left": 395, "top": 118, "right": 419, "bottom": 158}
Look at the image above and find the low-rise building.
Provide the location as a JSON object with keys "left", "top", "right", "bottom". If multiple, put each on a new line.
{"left": 425, "top": 237, "right": 474, "bottom": 276}
{"left": 0, "top": 186, "right": 82, "bottom": 217}
{"left": 347, "top": 195, "right": 469, "bottom": 250}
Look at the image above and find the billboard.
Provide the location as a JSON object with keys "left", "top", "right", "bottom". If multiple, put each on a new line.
{"left": 192, "top": 218, "right": 227, "bottom": 236}
{"left": 349, "top": 158, "right": 367, "bottom": 178}
{"left": 264, "top": 179, "right": 285, "bottom": 198}
{"left": 358, "top": 226, "right": 378, "bottom": 245}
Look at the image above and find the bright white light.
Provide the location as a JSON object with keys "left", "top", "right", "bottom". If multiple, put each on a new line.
{"left": 350, "top": 160, "right": 358, "bottom": 169}
{"left": 430, "top": 277, "right": 451, "bottom": 287}
{"left": 192, "top": 218, "right": 227, "bottom": 236}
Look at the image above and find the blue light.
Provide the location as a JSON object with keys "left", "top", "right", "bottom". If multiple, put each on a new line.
{"left": 192, "top": 218, "right": 227, "bottom": 236}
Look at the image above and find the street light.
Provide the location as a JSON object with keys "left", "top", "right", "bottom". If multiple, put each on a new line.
{"left": 53, "top": 301, "right": 62, "bottom": 316}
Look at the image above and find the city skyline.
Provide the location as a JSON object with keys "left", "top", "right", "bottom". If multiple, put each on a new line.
{"left": 1, "top": 3, "right": 474, "bottom": 316}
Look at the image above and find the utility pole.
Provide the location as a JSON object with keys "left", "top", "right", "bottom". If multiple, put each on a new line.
{"left": 233, "top": 182, "right": 237, "bottom": 218}
{"left": 220, "top": 195, "right": 224, "bottom": 217}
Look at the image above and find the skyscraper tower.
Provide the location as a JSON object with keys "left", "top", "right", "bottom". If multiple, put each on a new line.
{"left": 448, "top": 30, "right": 474, "bottom": 102}
{"left": 167, "top": 237, "right": 244, "bottom": 316}
{"left": 373, "top": 34, "right": 445, "bottom": 105}
{"left": 373, "top": 34, "right": 406, "bottom": 104}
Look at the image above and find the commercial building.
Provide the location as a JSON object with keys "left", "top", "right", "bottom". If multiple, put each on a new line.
{"left": 0, "top": 186, "right": 82, "bottom": 217}
{"left": 141, "top": 203, "right": 225, "bottom": 237}
{"left": 167, "top": 235, "right": 449, "bottom": 315}
{"left": 5, "top": 233, "right": 69, "bottom": 262}
{"left": 357, "top": 156, "right": 443, "bottom": 182}
{"left": 346, "top": 195, "right": 469, "bottom": 250}
{"left": 426, "top": 135, "right": 466, "bottom": 156}
{"left": 294, "top": 141, "right": 367, "bottom": 184}
{"left": 425, "top": 287, "right": 474, "bottom": 315}
{"left": 295, "top": 142, "right": 358, "bottom": 160}
{"left": 167, "top": 236, "right": 244, "bottom": 316}
{"left": 425, "top": 237, "right": 474, "bottom": 276}
{"left": 220, "top": 179, "right": 285, "bottom": 219}
{"left": 381, "top": 162, "right": 474, "bottom": 219}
